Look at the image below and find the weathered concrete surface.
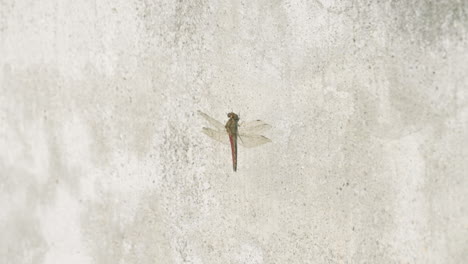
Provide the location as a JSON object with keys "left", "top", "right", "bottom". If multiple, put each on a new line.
{"left": 1, "top": 0, "right": 467, "bottom": 263}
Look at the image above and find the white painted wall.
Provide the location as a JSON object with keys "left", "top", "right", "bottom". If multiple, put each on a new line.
{"left": 1, "top": 0, "right": 467, "bottom": 263}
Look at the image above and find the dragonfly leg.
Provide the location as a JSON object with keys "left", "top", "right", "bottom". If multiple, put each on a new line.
{"left": 238, "top": 134, "right": 245, "bottom": 144}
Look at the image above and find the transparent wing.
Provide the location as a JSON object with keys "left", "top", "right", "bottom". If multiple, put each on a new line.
{"left": 239, "top": 120, "right": 271, "bottom": 134}
{"left": 202, "top": 127, "right": 229, "bottom": 145}
{"left": 198, "top": 111, "right": 225, "bottom": 130}
{"left": 238, "top": 134, "right": 271, "bottom": 148}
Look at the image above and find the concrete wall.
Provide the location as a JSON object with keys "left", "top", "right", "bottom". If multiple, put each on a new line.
{"left": 1, "top": 0, "right": 467, "bottom": 263}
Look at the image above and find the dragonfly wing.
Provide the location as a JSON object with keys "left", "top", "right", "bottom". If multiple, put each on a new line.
{"left": 202, "top": 127, "right": 229, "bottom": 145}
{"left": 238, "top": 133, "right": 271, "bottom": 148}
{"left": 239, "top": 120, "right": 272, "bottom": 134}
{"left": 198, "top": 111, "right": 225, "bottom": 130}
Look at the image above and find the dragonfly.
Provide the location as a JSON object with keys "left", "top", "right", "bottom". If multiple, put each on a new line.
{"left": 198, "top": 111, "right": 271, "bottom": 172}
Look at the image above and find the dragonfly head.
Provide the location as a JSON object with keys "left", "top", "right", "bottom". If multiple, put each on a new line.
{"left": 227, "top": 112, "right": 239, "bottom": 121}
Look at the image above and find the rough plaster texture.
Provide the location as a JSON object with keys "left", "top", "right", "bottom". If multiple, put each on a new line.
{"left": 1, "top": 0, "right": 467, "bottom": 263}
